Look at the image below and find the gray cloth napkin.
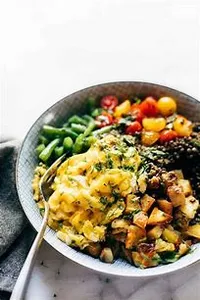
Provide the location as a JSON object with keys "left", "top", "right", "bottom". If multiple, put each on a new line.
{"left": 0, "top": 140, "right": 35, "bottom": 299}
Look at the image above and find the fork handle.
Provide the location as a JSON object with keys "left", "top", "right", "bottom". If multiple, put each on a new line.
{"left": 10, "top": 201, "right": 49, "bottom": 300}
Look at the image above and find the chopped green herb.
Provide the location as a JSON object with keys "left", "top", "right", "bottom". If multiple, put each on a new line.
{"left": 94, "top": 162, "right": 102, "bottom": 171}
{"left": 100, "top": 196, "right": 108, "bottom": 205}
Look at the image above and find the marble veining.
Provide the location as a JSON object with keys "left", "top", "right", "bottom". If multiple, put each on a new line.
{"left": 25, "top": 242, "right": 200, "bottom": 300}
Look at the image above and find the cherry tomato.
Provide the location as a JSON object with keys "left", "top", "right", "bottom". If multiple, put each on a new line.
{"left": 126, "top": 121, "right": 142, "bottom": 135}
{"left": 95, "top": 111, "right": 113, "bottom": 128}
{"left": 131, "top": 104, "right": 145, "bottom": 123}
{"left": 140, "top": 97, "right": 158, "bottom": 117}
{"left": 159, "top": 130, "right": 178, "bottom": 143}
{"left": 100, "top": 95, "right": 118, "bottom": 110}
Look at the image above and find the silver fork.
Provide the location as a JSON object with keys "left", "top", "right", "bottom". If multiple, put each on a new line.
{"left": 11, "top": 154, "right": 66, "bottom": 300}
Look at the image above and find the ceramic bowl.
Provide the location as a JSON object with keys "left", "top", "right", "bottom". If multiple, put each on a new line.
{"left": 16, "top": 82, "right": 200, "bottom": 277}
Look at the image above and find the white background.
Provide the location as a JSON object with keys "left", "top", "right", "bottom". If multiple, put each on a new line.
{"left": 1, "top": 0, "right": 200, "bottom": 299}
{"left": 1, "top": 0, "right": 199, "bottom": 139}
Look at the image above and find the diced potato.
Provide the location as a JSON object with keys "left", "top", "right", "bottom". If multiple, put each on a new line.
{"left": 180, "top": 195, "right": 198, "bottom": 219}
{"left": 161, "top": 171, "right": 178, "bottom": 187}
{"left": 167, "top": 185, "right": 185, "bottom": 207}
{"left": 178, "top": 243, "right": 190, "bottom": 256}
{"left": 111, "top": 219, "right": 130, "bottom": 229}
{"left": 125, "top": 225, "right": 146, "bottom": 249}
{"left": 86, "top": 243, "right": 102, "bottom": 258}
{"left": 125, "top": 195, "right": 141, "bottom": 214}
{"left": 132, "top": 252, "right": 160, "bottom": 268}
{"left": 155, "top": 238, "right": 175, "bottom": 252}
{"left": 141, "top": 194, "right": 155, "bottom": 213}
{"left": 162, "top": 228, "right": 180, "bottom": 244}
{"left": 186, "top": 224, "right": 200, "bottom": 239}
{"left": 133, "top": 211, "right": 148, "bottom": 229}
{"left": 178, "top": 179, "right": 192, "bottom": 196}
{"left": 157, "top": 199, "right": 173, "bottom": 215}
{"left": 147, "top": 207, "right": 172, "bottom": 226}
{"left": 173, "top": 170, "right": 184, "bottom": 180}
{"left": 147, "top": 225, "right": 163, "bottom": 240}
{"left": 100, "top": 247, "right": 114, "bottom": 263}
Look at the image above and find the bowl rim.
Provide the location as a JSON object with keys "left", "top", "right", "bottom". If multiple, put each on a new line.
{"left": 16, "top": 81, "right": 200, "bottom": 277}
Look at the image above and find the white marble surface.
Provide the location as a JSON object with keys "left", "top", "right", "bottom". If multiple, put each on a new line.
{"left": 1, "top": 0, "right": 200, "bottom": 299}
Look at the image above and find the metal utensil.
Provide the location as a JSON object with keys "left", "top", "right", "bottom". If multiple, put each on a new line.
{"left": 11, "top": 154, "right": 66, "bottom": 300}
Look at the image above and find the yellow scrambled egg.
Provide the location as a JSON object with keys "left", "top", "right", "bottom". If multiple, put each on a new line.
{"left": 48, "top": 134, "right": 147, "bottom": 249}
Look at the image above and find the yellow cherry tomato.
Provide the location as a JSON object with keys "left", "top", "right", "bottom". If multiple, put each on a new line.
{"left": 142, "top": 117, "right": 166, "bottom": 132}
{"left": 173, "top": 115, "right": 192, "bottom": 136}
{"left": 141, "top": 131, "right": 160, "bottom": 146}
{"left": 157, "top": 97, "right": 177, "bottom": 116}
{"left": 114, "top": 100, "right": 131, "bottom": 118}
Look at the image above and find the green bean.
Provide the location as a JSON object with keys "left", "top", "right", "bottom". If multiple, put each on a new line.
{"left": 68, "top": 115, "right": 88, "bottom": 126}
{"left": 92, "top": 125, "right": 113, "bottom": 136}
{"left": 42, "top": 125, "right": 78, "bottom": 140}
{"left": 71, "top": 123, "right": 87, "bottom": 134}
{"left": 63, "top": 137, "right": 73, "bottom": 150}
{"left": 63, "top": 128, "right": 79, "bottom": 140}
{"left": 54, "top": 146, "right": 64, "bottom": 158}
{"left": 83, "top": 121, "right": 96, "bottom": 137}
{"left": 36, "top": 144, "right": 45, "bottom": 156}
{"left": 91, "top": 108, "right": 103, "bottom": 117}
{"left": 83, "top": 115, "right": 94, "bottom": 123}
{"left": 38, "top": 135, "right": 49, "bottom": 145}
{"left": 84, "top": 136, "right": 97, "bottom": 149}
{"left": 39, "top": 138, "right": 60, "bottom": 162}
{"left": 73, "top": 134, "right": 84, "bottom": 154}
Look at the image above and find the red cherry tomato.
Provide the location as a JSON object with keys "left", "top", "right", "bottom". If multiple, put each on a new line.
{"left": 159, "top": 130, "right": 178, "bottom": 143}
{"left": 140, "top": 97, "right": 158, "bottom": 117}
{"left": 125, "top": 121, "right": 142, "bottom": 135}
{"left": 95, "top": 111, "right": 113, "bottom": 128}
{"left": 131, "top": 104, "right": 145, "bottom": 123}
{"left": 100, "top": 95, "right": 118, "bottom": 110}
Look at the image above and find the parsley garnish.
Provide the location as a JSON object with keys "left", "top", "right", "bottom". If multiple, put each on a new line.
{"left": 100, "top": 196, "right": 108, "bottom": 205}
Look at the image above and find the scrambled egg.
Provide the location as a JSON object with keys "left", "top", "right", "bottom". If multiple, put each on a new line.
{"left": 48, "top": 134, "right": 147, "bottom": 249}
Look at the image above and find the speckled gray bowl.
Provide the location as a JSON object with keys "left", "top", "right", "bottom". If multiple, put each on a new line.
{"left": 16, "top": 82, "right": 200, "bottom": 277}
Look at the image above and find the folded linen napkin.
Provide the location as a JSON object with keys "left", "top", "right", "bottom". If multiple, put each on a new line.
{"left": 0, "top": 140, "right": 35, "bottom": 299}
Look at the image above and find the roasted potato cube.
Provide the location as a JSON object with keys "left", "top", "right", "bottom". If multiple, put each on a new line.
{"left": 100, "top": 247, "right": 114, "bottom": 263}
{"left": 155, "top": 238, "right": 175, "bottom": 252}
{"left": 178, "top": 242, "right": 190, "bottom": 256}
{"left": 141, "top": 194, "right": 155, "bottom": 213}
{"left": 157, "top": 199, "right": 173, "bottom": 215}
{"left": 167, "top": 185, "right": 185, "bottom": 207}
{"left": 125, "top": 195, "right": 141, "bottom": 214}
{"left": 180, "top": 195, "right": 198, "bottom": 219}
{"left": 132, "top": 251, "right": 160, "bottom": 268}
{"left": 178, "top": 179, "right": 192, "bottom": 196}
{"left": 85, "top": 243, "right": 102, "bottom": 258}
{"left": 133, "top": 211, "right": 148, "bottom": 229}
{"left": 147, "top": 225, "right": 163, "bottom": 240}
{"left": 173, "top": 170, "right": 184, "bottom": 179}
{"left": 125, "top": 225, "right": 146, "bottom": 249}
{"left": 186, "top": 224, "right": 200, "bottom": 239}
{"left": 162, "top": 228, "right": 180, "bottom": 244}
{"left": 147, "top": 207, "right": 172, "bottom": 225}
{"left": 161, "top": 171, "right": 178, "bottom": 187}
{"left": 111, "top": 219, "right": 130, "bottom": 229}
